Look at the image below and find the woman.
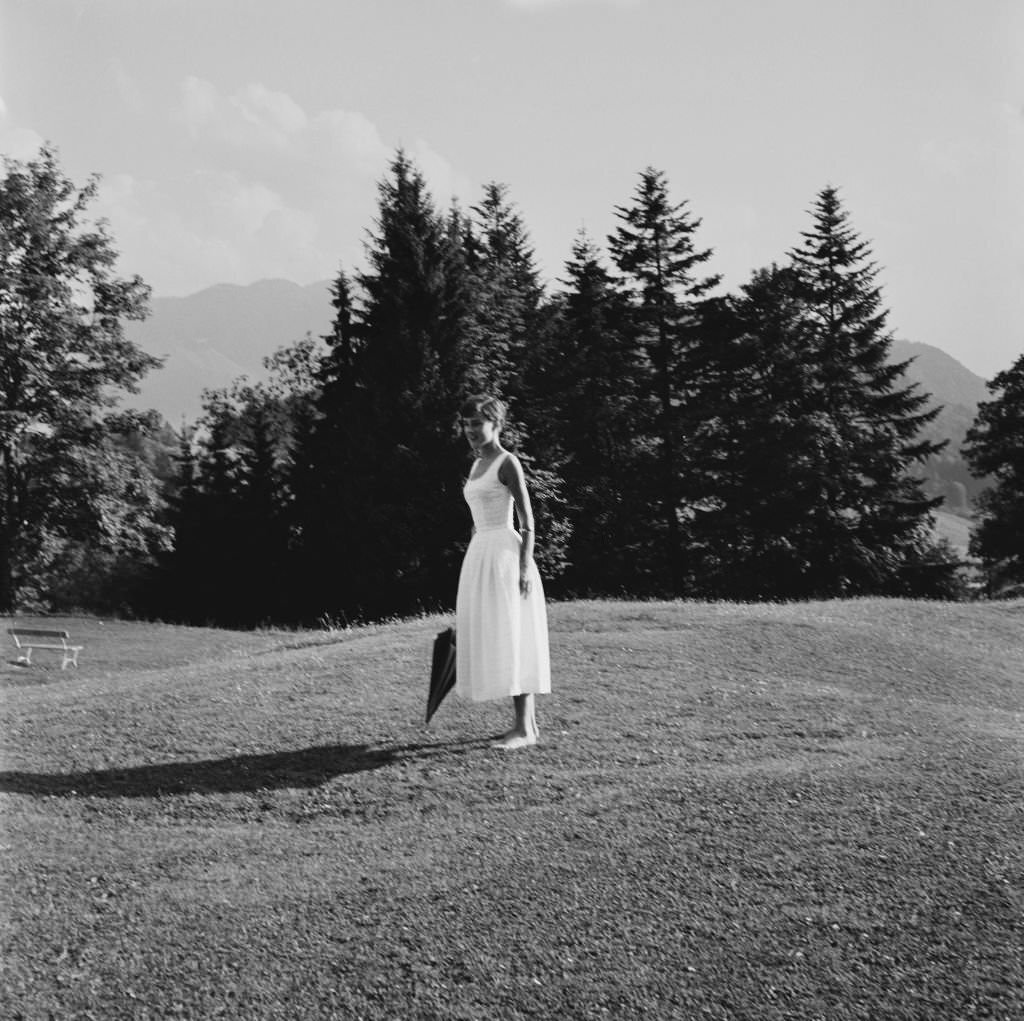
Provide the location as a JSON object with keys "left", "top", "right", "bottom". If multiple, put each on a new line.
{"left": 455, "top": 395, "right": 551, "bottom": 748}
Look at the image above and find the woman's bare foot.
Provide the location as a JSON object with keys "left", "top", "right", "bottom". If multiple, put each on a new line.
{"left": 492, "top": 694, "right": 539, "bottom": 748}
{"left": 492, "top": 726, "right": 537, "bottom": 749}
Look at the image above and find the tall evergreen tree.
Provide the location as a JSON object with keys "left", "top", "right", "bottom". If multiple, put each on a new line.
{"left": 684, "top": 267, "right": 828, "bottom": 598}
{"left": 158, "top": 424, "right": 203, "bottom": 620}
{"left": 464, "top": 184, "right": 574, "bottom": 584}
{"left": 464, "top": 182, "right": 543, "bottom": 398}
{"left": 232, "top": 393, "right": 290, "bottom": 623}
{"left": 163, "top": 335, "right": 323, "bottom": 625}
{"left": 536, "top": 231, "right": 649, "bottom": 591}
{"left": 787, "top": 186, "right": 952, "bottom": 595}
{"left": 289, "top": 268, "right": 364, "bottom": 621}
{"left": 963, "top": 354, "right": 1024, "bottom": 596}
{"left": 185, "top": 391, "right": 247, "bottom": 623}
{"left": 300, "top": 152, "right": 474, "bottom": 620}
{"left": 608, "top": 168, "right": 720, "bottom": 591}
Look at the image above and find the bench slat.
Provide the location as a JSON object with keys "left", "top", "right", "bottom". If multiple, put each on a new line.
{"left": 8, "top": 628, "right": 82, "bottom": 668}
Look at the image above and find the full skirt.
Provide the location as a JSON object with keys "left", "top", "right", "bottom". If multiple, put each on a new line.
{"left": 455, "top": 528, "right": 551, "bottom": 702}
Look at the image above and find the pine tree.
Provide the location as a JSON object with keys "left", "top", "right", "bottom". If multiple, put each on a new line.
{"left": 608, "top": 168, "right": 720, "bottom": 591}
{"left": 288, "top": 268, "right": 364, "bottom": 621}
{"left": 787, "top": 186, "right": 952, "bottom": 596}
{"left": 464, "top": 182, "right": 543, "bottom": 398}
{"left": 682, "top": 267, "right": 824, "bottom": 597}
{"left": 162, "top": 334, "right": 323, "bottom": 626}
{"left": 535, "top": 231, "right": 649, "bottom": 591}
{"left": 156, "top": 425, "right": 201, "bottom": 620}
{"left": 185, "top": 391, "right": 247, "bottom": 623}
{"left": 236, "top": 396, "right": 291, "bottom": 622}
{"left": 963, "top": 354, "right": 1024, "bottom": 596}
{"left": 459, "top": 183, "right": 574, "bottom": 585}
{"left": 300, "top": 152, "right": 474, "bottom": 620}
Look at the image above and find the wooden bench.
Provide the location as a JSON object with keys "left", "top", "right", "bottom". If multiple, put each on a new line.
{"left": 8, "top": 628, "right": 83, "bottom": 669}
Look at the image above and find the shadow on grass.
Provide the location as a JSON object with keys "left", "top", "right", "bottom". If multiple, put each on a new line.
{"left": 0, "top": 738, "right": 484, "bottom": 799}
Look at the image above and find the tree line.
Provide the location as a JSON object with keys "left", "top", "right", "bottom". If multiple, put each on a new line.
{"left": 2, "top": 146, "right": 1021, "bottom": 624}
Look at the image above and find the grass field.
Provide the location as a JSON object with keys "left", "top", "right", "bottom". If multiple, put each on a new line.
{"left": 1, "top": 600, "right": 1021, "bottom": 1020}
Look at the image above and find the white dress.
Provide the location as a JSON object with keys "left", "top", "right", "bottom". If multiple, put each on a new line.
{"left": 455, "top": 452, "right": 551, "bottom": 702}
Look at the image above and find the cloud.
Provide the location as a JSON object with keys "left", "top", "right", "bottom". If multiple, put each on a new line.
{"left": 178, "top": 78, "right": 373, "bottom": 166}
{"left": 175, "top": 76, "right": 474, "bottom": 216}
{"left": 0, "top": 96, "right": 46, "bottom": 162}
{"left": 176, "top": 77, "right": 472, "bottom": 197}
{"left": 93, "top": 80, "right": 474, "bottom": 295}
{"left": 179, "top": 78, "right": 310, "bottom": 151}
{"left": 111, "top": 61, "right": 146, "bottom": 114}
{"left": 94, "top": 167, "right": 334, "bottom": 295}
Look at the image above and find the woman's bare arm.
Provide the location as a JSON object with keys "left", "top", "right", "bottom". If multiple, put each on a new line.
{"left": 499, "top": 453, "right": 536, "bottom": 596}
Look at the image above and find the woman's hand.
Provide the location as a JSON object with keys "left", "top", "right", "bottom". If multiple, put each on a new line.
{"left": 519, "top": 567, "right": 532, "bottom": 598}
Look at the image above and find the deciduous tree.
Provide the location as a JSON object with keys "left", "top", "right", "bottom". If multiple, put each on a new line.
{"left": 0, "top": 146, "right": 162, "bottom": 610}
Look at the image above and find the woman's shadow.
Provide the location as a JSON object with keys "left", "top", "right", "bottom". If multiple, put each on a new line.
{"left": 0, "top": 738, "right": 484, "bottom": 799}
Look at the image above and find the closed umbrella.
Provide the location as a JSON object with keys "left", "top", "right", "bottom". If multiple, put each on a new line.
{"left": 426, "top": 627, "right": 456, "bottom": 724}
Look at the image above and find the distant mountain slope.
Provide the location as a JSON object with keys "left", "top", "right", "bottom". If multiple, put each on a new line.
{"left": 889, "top": 340, "right": 991, "bottom": 509}
{"left": 125, "top": 279, "right": 334, "bottom": 422}
{"left": 123, "top": 281, "right": 992, "bottom": 507}
{"left": 890, "top": 340, "right": 989, "bottom": 409}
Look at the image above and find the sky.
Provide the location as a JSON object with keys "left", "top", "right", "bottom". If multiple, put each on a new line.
{"left": 1, "top": 0, "right": 1022, "bottom": 379}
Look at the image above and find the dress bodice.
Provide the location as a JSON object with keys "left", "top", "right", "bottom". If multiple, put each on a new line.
{"left": 464, "top": 453, "right": 514, "bottom": 532}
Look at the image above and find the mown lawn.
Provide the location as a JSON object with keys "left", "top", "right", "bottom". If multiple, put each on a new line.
{"left": 1, "top": 600, "right": 1021, "bottom": 1020}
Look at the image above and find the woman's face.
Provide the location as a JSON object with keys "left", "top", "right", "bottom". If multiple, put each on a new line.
{"left": 461, "top": 413, "right": 498, "bottom": 451}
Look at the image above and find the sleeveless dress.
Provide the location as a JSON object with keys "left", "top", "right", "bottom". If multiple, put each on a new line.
{"left": 455, "top": 453, "right": 551, "bottom": 703}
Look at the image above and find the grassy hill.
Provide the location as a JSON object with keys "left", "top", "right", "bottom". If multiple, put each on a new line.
{"left": 932, "top": 507, "right": 974, "bottom": 560}
{"left": 2, "top": 601, "right": 1021, "bottom": 1020}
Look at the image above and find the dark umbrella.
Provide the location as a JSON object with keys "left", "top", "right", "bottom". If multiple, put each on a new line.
{"left": 426, "top": 627, "right": 456, "bottom": 724}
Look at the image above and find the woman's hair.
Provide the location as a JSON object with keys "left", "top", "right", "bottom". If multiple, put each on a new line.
{"left": 460, "top": 394, "right": 507, "bottom": 428}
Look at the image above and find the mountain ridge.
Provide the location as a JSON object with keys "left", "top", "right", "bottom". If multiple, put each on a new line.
{"left": 122, "top": 279, "right": 990, "bottom": 507}
{"left": 125, "top": 278, "right": 334, "bottom": 422}
{"left": 125, "top": 278, "right": 992, "bottom": 421}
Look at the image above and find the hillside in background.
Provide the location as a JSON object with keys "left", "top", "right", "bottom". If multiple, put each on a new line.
{"left": 887, "top": 339, "right": 993, "bottom": 510}
{"left": 122, "top": 280, "right": 994, "bottom": 507}
{"left": 125, "top": 279, "right": 334, "bottom": 424}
